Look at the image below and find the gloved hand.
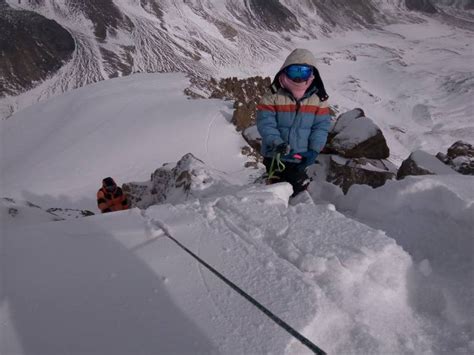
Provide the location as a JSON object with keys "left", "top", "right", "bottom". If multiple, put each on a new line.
{"left": 297, "top": 150, "right": 319, "bottom": 170}
{"left": 275, "top": 142, "right": 290, "bottom": 155}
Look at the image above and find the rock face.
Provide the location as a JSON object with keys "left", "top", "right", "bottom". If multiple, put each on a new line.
{"left": 436, "top": 141, "right": 474, "bottom": 175}
{"left": 327, "top": 156, "right": 397, "bottom": 194}
{"left": 325, "top": 109, "right": 390, "bottom": 159}
{"left": 397, "top": 150, "right": 458, "bottom": 179}
{"left": 208, "top": 76, "right": 271, "bottom": 131}
{"left": 0, "top": 1, "right": 75, "bottom": 97}
{"left": 123, "top": 153, "right": 235, "bottom": 209}
{"left": 405, "top": 0, "right": 438, "bottom": 13}
{"left": 248, "top": 0, "right": 300, "bottom": 31}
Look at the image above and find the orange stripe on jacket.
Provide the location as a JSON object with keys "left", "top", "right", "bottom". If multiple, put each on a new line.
{"left": 256, "top": 104, "right": 275, "bottom": 112}
{"left": 258, "top": 104, "right": 323, "bottom": 113}
{"left": 316, "top": 107, "right": 330, "bottom": 115}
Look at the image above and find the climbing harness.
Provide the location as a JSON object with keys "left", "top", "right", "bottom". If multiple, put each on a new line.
{"left": 154, "top": 220, "right": 327, "bottom": 355}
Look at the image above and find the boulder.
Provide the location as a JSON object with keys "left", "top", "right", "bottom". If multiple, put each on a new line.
{"left": 325, "top": 109, "right": 390, "bottom": 159}
{"left": 436, "top": 141, "right": 474, "bottom": 175}
{"left": 397, "top": 150, "right": 458, "bottom": 180}
{"left": 242, "top": 125, "right": 262, "bottom": 153}
{"left": 327, "top": 155, "right": 397, "bottom": 194}
{"left": 123, "top": 153, "right": 235, "bottom": 209}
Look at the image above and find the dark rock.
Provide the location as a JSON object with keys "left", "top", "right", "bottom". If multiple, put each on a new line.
{"left": 0, "top": 1, "right": 75, "bottom": 97}
{"left": 447, "top": 140, "right": 474, "bottom": 159}
{"left": 46, "top": 208, "right": 95, "bottom": 218}
{"left": 327, "top": 155, "right": 397, "bottom": 194}
{"left": 397, "top": 150, "right": 457, "bottom": 180}
{"left": 207, "top": 76, "right": 271, "bottom": 131}
{"left": 243, "top": 125, "right": 262, "bottom": 153}
{"left": 1, "top": 197, "right": 93, "bottom": 224}
{"left": 436, "top": 141, "right": 474, "bottom": 175}
{"left": 249, "top": 0, "right": 300, "bottom": 31}
{"left": 397, "top": 156, "right": 434, "bottom": 179}
{"left": 325, "top": 109, "right": 390, "bottom": 159}
{"left": 405, "top": 0, "right": 437, "bottom": 13}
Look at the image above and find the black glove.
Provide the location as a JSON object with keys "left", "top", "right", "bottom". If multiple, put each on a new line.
{"left": 275, "top": 143, "right": 290, "bottom": 155}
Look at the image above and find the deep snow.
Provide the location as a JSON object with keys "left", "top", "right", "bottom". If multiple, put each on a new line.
{"left": 1, "top": 16, "right": 474, "bottom": 355}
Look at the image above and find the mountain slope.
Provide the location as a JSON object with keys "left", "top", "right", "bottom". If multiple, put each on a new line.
{"left": 0, "top": 73, "right": 249, "bottom": 210}
{"left": 1, "top": 67, "right": 473, "bottom": 354}
{"left": 3, "top": 0, "right": 471, "bottom": 118}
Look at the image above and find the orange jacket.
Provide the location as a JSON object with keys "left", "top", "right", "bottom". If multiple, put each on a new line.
{"left": 97, "top": 186, "right": 130, "bottom": 213}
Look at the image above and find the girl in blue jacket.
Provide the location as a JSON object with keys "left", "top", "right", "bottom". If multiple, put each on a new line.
{"left": 257, "top": 48, "right": 331, "bottom": 196}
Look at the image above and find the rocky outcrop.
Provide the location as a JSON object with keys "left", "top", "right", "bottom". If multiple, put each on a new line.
{"left": 242, "top": 125, "right": 262, "bottom": 153}
{"left": 327, "top": 156, "right": 397, "bottom": 194}
{"left": 397, "top": 150, "right": 457, "bottom": 179}
{"left": 208, "top": 76, "right": 271, "bottom": 131}
{"left": 0, "top": 1, "right": 75, "bottom": 97}
{"left": 436, "top": 141, "right": 474, "bottom": 175}
{"left": 123, "top": 153, "right": 235, "bottom": 209}
{"left": 325, "top": 109, "right": 390, "bottom": 159}
{"left": 315, "top": 108, "right": 395, "bottom": 193}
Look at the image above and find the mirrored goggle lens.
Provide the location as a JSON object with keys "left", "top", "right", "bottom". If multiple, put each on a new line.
{"left": 285, "top": 65, "right": 313, "bottom": 80}
{"left": 105, "top": 185, "right": 116, "bottom": 192}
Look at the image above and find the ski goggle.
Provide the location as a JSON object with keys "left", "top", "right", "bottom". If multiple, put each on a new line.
{"left": 284, "top": 64, "right": 313, "bottom": 81}
{"left": 105, "top": 185, "right": 116, "bottom": 192}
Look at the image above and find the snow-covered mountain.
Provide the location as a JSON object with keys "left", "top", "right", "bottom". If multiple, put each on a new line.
{"left": 1, "top": 2, "right": 473, "bottom": 354}
{"left": 1, "top": 0, "right": 473, "bottom": 120}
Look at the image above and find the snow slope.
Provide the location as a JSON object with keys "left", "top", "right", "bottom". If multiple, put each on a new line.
{"left": 0, "top": 73, "right": 249, "bottom": 210}
{"left": 1, "top": 182, "right": 438, "bottom": 355}
{"left": 1, "top": 70, "right": 473, "bottom": 354}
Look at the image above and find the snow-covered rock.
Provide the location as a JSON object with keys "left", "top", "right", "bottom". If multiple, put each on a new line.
{"left": 1, "top": 197, "right": 94, "bottom": 226}
{"left": 397, "top": 149, "right": 459, "bottom": 179}
{"left": 327, "top": 155, "right": 397, "bottom": 193}
{"left": 436, "top": 140, "right": 474, "bottom": 175}
{"left": 326, "top": 108, "right": 390, "bottom": 159}
{"left": 123, "top": 153, "right": 238, "bottom": 209}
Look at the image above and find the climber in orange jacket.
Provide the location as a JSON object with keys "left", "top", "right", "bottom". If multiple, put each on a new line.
{"left": 97, "top": 177, "right": 130, "bottom": 213}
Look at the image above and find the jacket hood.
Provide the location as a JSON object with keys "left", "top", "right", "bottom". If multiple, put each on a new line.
{"left": 271, "top": 48, "right": 329, "bottom": 102}
{"left": 279, "top": 48, "right": 318, "bottom": 71}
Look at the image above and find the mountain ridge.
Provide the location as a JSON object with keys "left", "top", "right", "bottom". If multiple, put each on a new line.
{"left": 2, "top": 0, "right": 472, "bottom": 119}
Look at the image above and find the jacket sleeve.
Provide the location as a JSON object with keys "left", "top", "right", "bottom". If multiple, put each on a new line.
{"left": 256, "top": 93, "right": 284, "bottom": 148}
{"left": 97, "top": 190, "right": 110, "bottom": 212}
{"left": 309, "top": 101, "right": 332, "bottom": 153}
{"left": 120, "top": 189, "right": 130, "bottom": 209}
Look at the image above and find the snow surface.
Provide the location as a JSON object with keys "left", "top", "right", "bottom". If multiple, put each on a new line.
{"left": 2, "top": 70, "right": 474, "bottom": 354}
{"left": 0, "top": 73, "right": 249, "bottom": 210}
